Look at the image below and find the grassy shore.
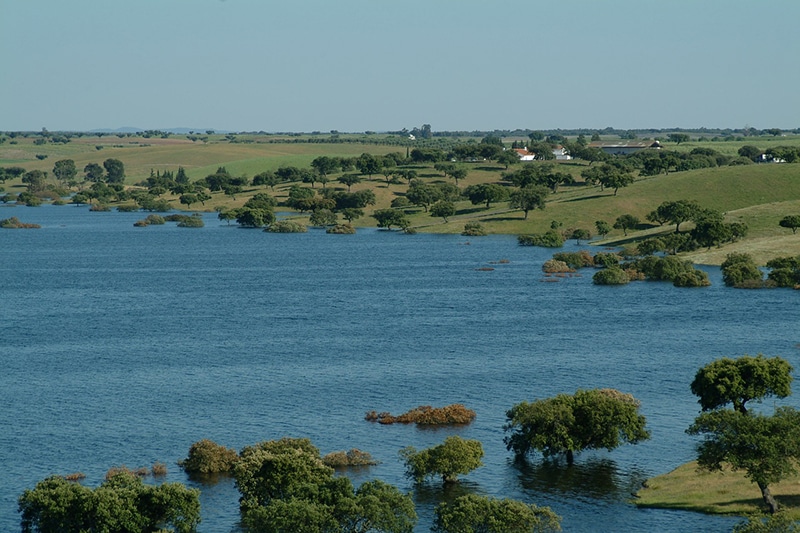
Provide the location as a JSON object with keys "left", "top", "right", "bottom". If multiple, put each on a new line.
{"left": 635, "top": 461, "right": 800, "bottom": 519}
{"left": 3, "top": 133, "right": 800, "bottom": 265}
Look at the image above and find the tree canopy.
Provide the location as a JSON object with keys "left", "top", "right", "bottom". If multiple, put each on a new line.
{"left": 504, "top": 389, "right": 650, "bottom": 464}
{"left": 690, "top": 354, "right": 793, "bottom": 414}
{"left": 400, "top": 436, "right": 484, "bottom": 485}
{"left": 233, "top": 437, "right": 416, "bottom": 532}
{"left": 433, "top": 494, "right": 561, "bottom": 533}
{"left": 18, "top": 471, "right": 200, "bottom": 533}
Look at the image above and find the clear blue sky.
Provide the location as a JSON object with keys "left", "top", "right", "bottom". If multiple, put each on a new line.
{"left": 2, "top": 0, "right": 799, "bottom": 133}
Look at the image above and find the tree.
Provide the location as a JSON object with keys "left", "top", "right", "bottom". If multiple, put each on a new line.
{"left": 310, "top": 156, "right": 339, "bottom": 181}
{"left": 667, "top": 133, "right": 690, "bottom": 144}
{"left": 340, "top": 208, "right": 363, "bottom": 223}
{"left": 649, "top": 200, "right": 701, "bottom": 233}
{"left": 252, "top": 171, "right": 280, "bottom": 190}
{"left": 496, "top": 150, "right": 521, "bottom": 170}
{"left": 450, "top": 167, "right": 468, "bottom": 185}
{"left": 779, "top": 215, "right": 800, "bottom": 235}
{"left": 52, "top": 159, "right": 77, "bottom": 186}
{"left": 18, "top": 471, "right": 200, "bottom": 533}
{"left": 598, "top": 165, "right": 635, "bottom": 195}
{"left": 0, "top": 166, "right": 25, "bottom": 184}
{"left": 406, "top": 181, "right": 442, "bottom": 212}
{"left": 103, "top": 158, "right": 125, "bottom": 183}
{"left": 400, "top": 436, "right": 484, "bottom": 485}
{"left": 430, "top": 200, "right": 455, "bottom": 223}
{"left": 372, "top": 208, "right": 410, "bottom": 230}
{"left": 234, "top": 207, "right": 275, "bottom": 228}
{"left": 464, "top": 183, "right": 509, "bottom": 209}
{"left": 739, "top": 145, "right": 763, "bottom": 162}
{"left": 595, "top": 220, "right": 611, "bottom": 238}
{"left": 22, "top": 170, "right": 48, "bottom": 192}
{"left": 504, "top": 389, "right": 650, "bottom": 465}
{"left": 309, "top": 209, "right": 337, "bottom": 227}
{"left": 179, "top": 194, "right": 198, "bottom": 209}
{"left": 687, "top": 407, "right": 800, "bottom": 514}
{"left": 433, "top": 495, "right": 561, "bottom": 533}
{"left": 338, "top": 173, "right": 362, "bottom": 192}
{"left": 690, "top": 355, "right": 793, "bottom": 415}
{"left": 356, "top": 153, "right": 381, "bottom": 178}
{"left": 510, "top": 186, "right": 549, "bottom": 219}
{"left": 613, "top": 214, "right": 639, "bottom": 236}
{"left": 570, "top": 228, "right": 591, "bottom": 244}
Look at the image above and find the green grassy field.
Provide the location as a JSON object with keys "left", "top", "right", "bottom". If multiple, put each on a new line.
{"left": 3, "top": 133, "right": 800, "bottom": 265}
{"left": 635, "top": 461, "right": 800, "bottom": 519}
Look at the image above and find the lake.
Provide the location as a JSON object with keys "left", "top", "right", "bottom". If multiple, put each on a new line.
{"left": 1, "top": 205, "right": 798, "bottom": 532}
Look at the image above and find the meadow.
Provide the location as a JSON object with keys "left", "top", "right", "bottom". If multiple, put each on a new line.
{"left": 2, "top": 131, "right": 800, "bottom": 265}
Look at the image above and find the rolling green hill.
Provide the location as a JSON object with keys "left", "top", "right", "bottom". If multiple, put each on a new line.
{"left": 2, "top": 133, "right": 800, "bottom": 265}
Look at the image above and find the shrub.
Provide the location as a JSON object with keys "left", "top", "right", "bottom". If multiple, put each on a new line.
{"left": 116, "top": 204, "right": 139, "bottom": 212}
{"left": 673, "top": 269, "right": 711, "bottom": 287}
{"left": 179, "top": 439, "right": 239, "bottom": 474}
{"left": 517, "top": 230, "right": 563, "bottom": 247}
{"left": 593, "top": 252, "right": 621, "bottom": 268}
{"left": 326, "top": 223, "right": 356, "bottom": 234}
{"left": 266, "top": 220, "right": 308, "bottom": 233}
{"left": 177, "top": 215, "right": 204, "bottom": 228}
{"left": 63, "top": 472, "right": 86, "bottom": 481}
{"left": 0, "top": 217, "right": 40, "bottom": 229}
{"left": 542, "top": 259, "right": 573, "bottom": 274}
{"left": 322, "top": 449, "right": 378, "bottom": 467}
{"left": 461, "top": 222, "right": 487, "bottom": 236}
{"left": 145, "top": 214, "right": 166, "bottom": 225}
{"left": 768, "top": 268, "right": 800, "bottom": 288}
{"left": 721, "top": 253, "right": 762, "bottom": 287}
{"left": 151, "top": 462, "right": 167, "bottom": 477}
{"left": 552, "top": 250, "right": 593, "bottom": 268}
{"left": 592, "top": 267, "right": 630, "bottom": 285}
{"left": 133, "top": 220, "right": 148, "bottom": 227}
{"left": 366, "top": 404, "right": 476, "bottom": 426}
{"left": 89, "top": 204, "right": 111, "bottom": 212}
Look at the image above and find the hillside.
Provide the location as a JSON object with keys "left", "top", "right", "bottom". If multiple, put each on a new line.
{"left": 2, "top": 133, "right": 800, "bottom": 265}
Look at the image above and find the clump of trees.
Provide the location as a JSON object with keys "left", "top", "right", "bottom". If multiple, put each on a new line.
{"left": 504, "top": 389, "right": 650, "bottom": 465}
{"left": 687, "top": 355, "right": 800, "bottom": 514}
{"left": 18, "top": 471, "right": 200, "bottom": 533}
{"left": 365, "top": 404, "right": 476, "bottom": 425}
{"left": 233, "top": 437, "right": 417, "bottom": 532}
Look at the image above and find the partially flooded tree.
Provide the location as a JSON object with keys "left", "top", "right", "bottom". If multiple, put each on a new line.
{"left": 400, "top": 436, "right": 484, "bottom": 485}
{"left": 504, "top": 389, "right": 650, "bottom": 465}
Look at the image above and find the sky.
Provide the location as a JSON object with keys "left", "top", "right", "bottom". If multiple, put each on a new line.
{"left": 2, "top": 0, "right": 799, "bottom": 133}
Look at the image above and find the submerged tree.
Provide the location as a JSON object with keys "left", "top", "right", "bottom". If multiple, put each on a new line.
{"left": 400, "top": 436, "right": 484, "bottom": 485}
{"left": 504, "top": 389, "right": 650, "bottom": 465}
{"left": 433, "top": 494, "right": 561, "bottom": 533}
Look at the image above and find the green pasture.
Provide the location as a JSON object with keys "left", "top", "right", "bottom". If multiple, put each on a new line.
{"left": 3, "top": 133, "right": 800, "bottom": 264}
{"left": 635, "top": 461, "right": 800, "bottom": 519}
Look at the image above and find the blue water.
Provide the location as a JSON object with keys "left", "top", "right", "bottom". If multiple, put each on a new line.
{"left": 2, "top": 205, "right": 798, "bottom": 532}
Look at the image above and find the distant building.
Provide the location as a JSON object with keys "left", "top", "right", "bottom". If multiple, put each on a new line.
{"left": 513, "top": 148, "right": 536, "bottom": 161}
{"left": 589, "top": 140, "right": 661, "bottom": 155}
{"left": 552, "top": 145, "right": 572, "bottom": 160}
